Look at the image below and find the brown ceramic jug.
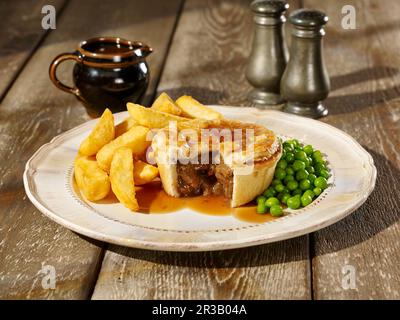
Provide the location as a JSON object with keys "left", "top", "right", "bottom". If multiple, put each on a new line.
{"left": 49, "top": 37, "right": 152, "bottom": 116}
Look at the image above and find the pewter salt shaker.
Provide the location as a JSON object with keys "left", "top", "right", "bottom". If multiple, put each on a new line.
{"left": 281, "top": 9, "right": 330, "bottom": 118}
{"left": 246, "top": 0, "right": 289, "bottom": 105}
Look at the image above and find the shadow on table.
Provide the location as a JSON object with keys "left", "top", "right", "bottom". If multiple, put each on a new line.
{"left": 107, "top": 235, "right": 309, "bottom": 268}
{"left": 330, "top": 66, "right": 399, "bottom": 91}
{"left": 312, "top": 148, "right": 400, "bottom": 255}
{"left": 326, "top": 66, "right": 400, "bottom": 115}
{"left": 326, "top": 19, "right": 400, "bottom": 42}
{"left": 140, "top": 66, "right": 400, "bottom": 116}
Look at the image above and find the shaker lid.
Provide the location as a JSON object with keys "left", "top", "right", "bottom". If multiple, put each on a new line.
{"left": 289, "top": 9, "right": 328, "bottom": 27}
{"left": 250, "top": 0, "right": 289, "bottom": 15}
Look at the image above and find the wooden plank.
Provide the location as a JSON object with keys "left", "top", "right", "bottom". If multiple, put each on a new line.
{"left": 303, "top": 0, "right": 400, "bottom": 299}
{"left": 91, "top": 0, "right": 311, "bottom": 300}
{"left": 0, "top": 0, "right": 182, "bottom": 299}
{"left": 92, "top": 239, "right": 310, "bottom": 299}
{"left": 0, "top": 0, "right": 66, "bottom": 101}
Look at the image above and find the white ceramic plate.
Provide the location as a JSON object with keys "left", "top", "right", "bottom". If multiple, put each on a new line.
{"left": 23, "top": 106, "right": 376, "bottom": 251}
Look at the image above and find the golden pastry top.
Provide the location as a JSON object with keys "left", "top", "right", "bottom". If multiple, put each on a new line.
{"left": 151, "top": 118, "right": 280, "bottom": 167}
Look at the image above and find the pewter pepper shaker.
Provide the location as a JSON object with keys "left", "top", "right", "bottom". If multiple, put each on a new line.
{"left": 281, "top": 9, "right": 330, "bottom": 118}
{"left": 246, "top": 0, "right": 289, "bottom": 105}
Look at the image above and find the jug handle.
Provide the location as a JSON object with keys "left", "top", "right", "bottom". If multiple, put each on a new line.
{"left": 49, "top": 52, "right": 82, "bottom": 97}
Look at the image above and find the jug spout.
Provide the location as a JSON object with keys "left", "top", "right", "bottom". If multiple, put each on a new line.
{"left": 134, "top": 43, "right": 153, "bottom": 58}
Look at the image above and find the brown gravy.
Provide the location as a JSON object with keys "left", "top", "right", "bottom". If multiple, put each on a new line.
{"left": 135, "top": 181, "right": 276, "bottom": 223}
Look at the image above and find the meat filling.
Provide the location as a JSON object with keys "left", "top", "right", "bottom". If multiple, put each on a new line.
{"left": 177, "top": 162, "right": 233, "bottom": 198}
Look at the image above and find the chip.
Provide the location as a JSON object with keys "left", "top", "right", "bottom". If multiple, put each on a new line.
{"left": 110, "top": 147, "right": 139, "bottom": 211}
{"left": 79, "top": 108, "right": 115, "bottom": 156}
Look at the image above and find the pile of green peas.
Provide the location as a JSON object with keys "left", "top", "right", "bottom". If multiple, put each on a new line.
{"left": 256, "top": 139, "right": 330, "bottom": 217}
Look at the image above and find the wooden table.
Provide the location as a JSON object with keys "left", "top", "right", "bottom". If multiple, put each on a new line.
{"left": 0, "top": 0, "right": 399, "bottom": 300}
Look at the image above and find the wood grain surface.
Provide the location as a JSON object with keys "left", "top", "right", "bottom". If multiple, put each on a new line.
{"left": 0, "top": 0, "right": 182, "bottom": 299}
{"left": 303, "top": 0, "right": 400, "bottom": 299}
{"left": 2, "top": 0, "right": 399, "bottom": 300}
{"left": 91, "top": 0, "right": 311, "bottom": 300}
{"left": 0, "top": 0, "right": 66, "bottom": 101}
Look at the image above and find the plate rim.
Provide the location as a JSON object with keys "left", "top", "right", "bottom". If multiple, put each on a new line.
{"left": 23, "top": 107, "right": 377, "bottom": 251}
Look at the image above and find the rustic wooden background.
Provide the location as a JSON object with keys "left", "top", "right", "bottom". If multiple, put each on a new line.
{"left": 0, "top": 0, "right": 399, "bottom": 299}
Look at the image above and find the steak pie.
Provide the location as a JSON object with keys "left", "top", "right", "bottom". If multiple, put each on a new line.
{"left": 151, "top": 119, "right": 282, "bottom": 207}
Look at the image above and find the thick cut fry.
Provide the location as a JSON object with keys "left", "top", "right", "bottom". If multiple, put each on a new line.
{"left": 175, "top": 96, "right": 222, "bottom": 120}
{"left": 177, "top": 118, "right": 220, "bottom": 131}
{"left": 151, "top": 92, "right": 182, "bottom": 116}
{"left": 127, "top": 103, "right": 187, "bottom": 128}
{"left": 96, "top": 125, "right": 150, "bottom": 172}
{"left": 134, "top": 160, "right": 159, "bottom": 185}
{"left": 115, "top": 117, "right": 136, "bottom": 137}
{"left": 79, "top": 108, "right": 115, "bottom": 156}
{"left": 110, "top": 147, "right": 139, "bottom": 211}
{"left": 74, "top": 156, "right": 110, "bottom": 201}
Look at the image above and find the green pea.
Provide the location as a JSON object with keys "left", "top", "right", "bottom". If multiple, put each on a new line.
{"left": 284, "top": 139, "right": 294, "bottom": 145}
{"left": 283, "top": 141, "right": 294, "bottom": 151}
{"left": 306, "top": 166, "right": 315, "bottom": 174}
{"left": 314, "top": 177, "right": 328, "bottom": 189}
{"left": 277, "top": 159, "right": 288, "bottom": 170}
{"left": 287, "top": 196, "right": 301, "bottom": 210}
{"left": 313, "top": 154, "right": 324, "bottom": 164}
{"left": 270, "top": 204, "right": 283, "bottom": 217}
{"left": 303, "top": 189, "right": 315, "bottom": 199}
{"left": 301, "top": 194, "right": 313, "bottom": 207}
{"left": 265, "top": 197, "right": 280, "bottom": 208}
{"left": 292, "top": 139, "right": 300, "bottom": 147}
{"left": 284, "top": 175, "right": 295, "bottom": 184}
{"left": 312, "top": 150, "right": 323, "bottom": 159}
{"left": 292, "top": 160, "right": 306, "bottom": 171}
{"left": 292, "top": 188, "right": 302, "bottom": 196}
{"left": 274, "top": 168, "right": 286, "bottom": 180}
{"left": 257, "top": 201, "right": 267, "bottom": 214}
{"left": 256, "top": 195, "right": 266, "bottom": 204}
{"left": 285, "top": 152, "right": 295, "bottom": 163}
{"left": 308, "top": 174, "right": 317, "bottom": 183}
{"left": 283, "top": 149, "right": 292, "bottom": 158}
{"left": 299, "top": 179, "right": 311, "bottom": 191}
{"left": 313, "top": 187, "right": 322, "bottom": 196}
{"left": 303, "top": 145, "right": 313, "bottom": 155}
{"left": 296, "top": 169, "right": 309, "bottom": 181}
{"left": 315, "top": 162, "right": 326, "bottom": 172}
{"left": 295, "top": 151, "right": 308, "bottom": 162}
{"left": 263, "top": 187, "right": 276, "bottom": 198}
{"left": 281, "top": 193, "right": 291, "bottom": 205}
{"left": 275, "top": 184, "right": 285, "bottom": 193}
{"left": 278, "top": 189, "right": 289, "bottom": 200}
{"left": 283, "top": 146, "right": 292, "bottom": 153}
{"left": 319, "top": 169, "right": 330, "bottom": 179}
{"left": 272, "top": 179, "right": 281, "bottom": 186}
{"left": 286, "top": 180, "right": 298, "bottom": 191}
{"left": 286, "top": 167, "right": 295, "bottom": 175}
